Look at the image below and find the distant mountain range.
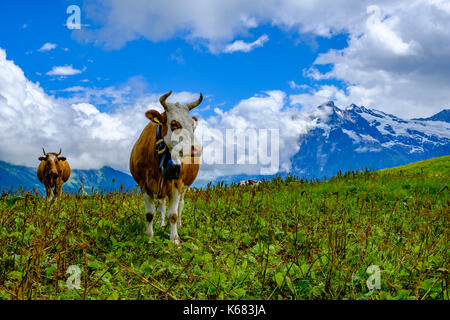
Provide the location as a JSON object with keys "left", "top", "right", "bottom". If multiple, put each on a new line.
{"left": 212, "top": 104, "right": 449, "bottom": 183}
{"left": 290, "top": 103, "right": 449, "bottom": 179}
{"left": 1, "top": 104, "right": 449, "bottom": 193}
{"left": 0, "top": 161, "right": 137, "bottom": 195}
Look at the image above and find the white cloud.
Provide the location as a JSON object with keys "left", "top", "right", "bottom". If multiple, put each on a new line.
{"left": 288, "top": 81, "right": 310, "bottom": 90}
{"left": 38, "top": 42, "right": 57, "bottom": 52}
{"left": 223, "top": 34, "right": 269, "bottom": 53}
{"left": 293, "top": 1, "right": 450, "bottom": 118}
{"left": 290, "top": 85, "right": 349, "bottom": 110}
{"left": 169, "top": 48, "right": 185, "bottom": 64}
{"left": 72, "top": 0, "right": 450, "bottom": 119}
{"left": 73, "top": 0, "right": 374, "bottom": 50}
{"left": 0, "top": 47, "right": 325, "bottom": 179}
{"left": 0, "top": 48, "right": 148, "bottom": 171}
{"left": 46, "top": 65, "right": 84, "bottom": 76}
{"left": 195, "top": 90, "right": 327, "bottom": 178}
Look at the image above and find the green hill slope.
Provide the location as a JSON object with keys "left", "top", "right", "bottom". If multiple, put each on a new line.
{"left": 378, "top": 155, "right": 449, "bottom": 176}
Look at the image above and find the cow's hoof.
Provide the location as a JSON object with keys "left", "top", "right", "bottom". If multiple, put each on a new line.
{"left": 159, "top": 221, "right": 166, "bottom": 228}
{"left": 144, "top": 230, "right": 154, "bottom": 238}
{"left": 171, "top": 237, "right": 181, "bottom": 247}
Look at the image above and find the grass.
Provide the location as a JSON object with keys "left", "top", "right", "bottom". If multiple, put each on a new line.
{"left": 0, "top": 156, "right": 448, "bottom": 300}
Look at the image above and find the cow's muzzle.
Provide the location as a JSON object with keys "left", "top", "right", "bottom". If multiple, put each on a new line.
{"left": 46, "top": 169, "right": 58, "bottom": 179}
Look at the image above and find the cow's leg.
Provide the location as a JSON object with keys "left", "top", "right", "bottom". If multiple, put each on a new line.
{"left": 167, "top": 188, "right": 181, "bottom": 245}
{"left": 177, "top": 186, "right": 187, "bottom": 228}
{"left": 158, "top": 197, "right": 166, "bottom": 228}
{"left": 46, "top": 185, "right": 54, "bottom": 202}
{"left": 143, "top": 193, "right": 156, "bottom": 239}
{"left": 55, "top": 183, "right": 62, "bottom": 201}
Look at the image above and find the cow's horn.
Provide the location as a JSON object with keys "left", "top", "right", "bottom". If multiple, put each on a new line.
{"left": 57, "top": 148, "right": 62, "bottom": 156}
{"left": 159, "top": 91, "right": 172, "bottom": 110}
{"left": 42, "top": 148, "right": 46, "bottom": 156}
{"left": 186, "top": 93, "right": 203, "bottom": 110}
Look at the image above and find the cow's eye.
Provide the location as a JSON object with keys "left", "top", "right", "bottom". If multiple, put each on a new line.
{"left": 170, "top": 121, "right": 182, "bottom": 131}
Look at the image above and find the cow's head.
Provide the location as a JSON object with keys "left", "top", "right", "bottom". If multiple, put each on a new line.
{"left": 38, "top": 148, "right": 66, "bottom": 179}
{"left": 145, "top": 91, "right": 203, "bottom": 165}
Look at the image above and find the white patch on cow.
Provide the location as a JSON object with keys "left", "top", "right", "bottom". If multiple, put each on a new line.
{"left": 177, "top": 186, "right": 187, "bottom": 228}
{"left": 143, "top": 193, "right": 156, "bottom": 239}
{"left": 47, "top": 188, "right": 54, "bottom": 202}
{"left": 163, "top": 103, "right": 200, "bottom": 163}
{"left": 238, "top": 180, "right": 261, "bottom": 186}
{"left": 158, "top": 197, "right": 166, "bottom": 228}
{"left": 167, "top": 187, "right": 181, "bottom": 245}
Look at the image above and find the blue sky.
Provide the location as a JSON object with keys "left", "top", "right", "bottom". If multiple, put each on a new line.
{"left": 0, "top": 0, "right": 449, "bottom": 175}
{"left": 0, "top": 0, "right": 350, "bottom": 115}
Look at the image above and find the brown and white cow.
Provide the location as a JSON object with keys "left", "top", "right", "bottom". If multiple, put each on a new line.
{"left": 130, "top": 91, "right": 203, "bottom": 245}
{"left": 37, "top": 148, "right": 71, "bottom": 201}
{"left": 238, "top": 179, "right": 261, "bottom": 187}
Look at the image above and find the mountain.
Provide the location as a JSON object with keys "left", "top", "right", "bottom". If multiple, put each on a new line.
{"left": 412, "top": 109, "right": 450, "bottom": 122}
{"left": 290, "top": 102, "right": 449, "bottom": 179}
{"left": 0, "top": 161, "right": 42, "bottom": 192}
{"left": 1, "top": 103, "right": 449, "bottom": 191}
{"left": 0, "top": 161, "right": 137, "bottom": 194}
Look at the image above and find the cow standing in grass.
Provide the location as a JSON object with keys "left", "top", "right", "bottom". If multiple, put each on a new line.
{"left": 238, "top": 179, "right": 261, "bottom": 187}
{"left": 37, "top": 148, "right": 71, "bottom": 201}
{"left": 130, "top": 91, "right": 203, "bottom": 245}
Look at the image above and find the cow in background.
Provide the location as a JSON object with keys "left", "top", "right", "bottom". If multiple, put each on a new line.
{"left": 238, "top": 179, "right": 261, "bottom": 187}
{"left": 37, "top": 148, "right": 71, "bottom": 201}
{"left": 130, "top": 91, "right": 203, "bottom": 245}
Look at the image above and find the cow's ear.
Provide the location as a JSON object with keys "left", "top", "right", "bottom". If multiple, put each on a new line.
{"left": 192, "top": 116, "right": 198, "bottom": 130}
{"left": 145, "top": 110, "right": 166, "bottom": 125}
{"left": 57, "top": 157, "right": 66, "bottom": 161}
{"left": 39, "top": 156, "right": 45, "bottom": 161}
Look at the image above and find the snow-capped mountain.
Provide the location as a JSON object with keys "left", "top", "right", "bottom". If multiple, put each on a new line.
{"left": 291, "top": 102, "right": 449, "bottom": 178}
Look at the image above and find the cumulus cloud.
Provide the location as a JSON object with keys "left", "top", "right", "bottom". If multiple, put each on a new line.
{"left": 297, "top": 2, "right": 450, "bottom": 118}
{"left": 223, "top": 34, "right": 268, "bottom": 53}
{"left": 46, "top": 65, "right": 84, "bottom": 76}
{"left": 0, "top": 47, "right": 325, "bottom": 178}
{"left": 73, "top": 0, "right": 374, "bottom": 50}
{"left": 72, "top": 0, "right": 450, "bottom": 119}
{"left": 0, "top": 48, "right": 149, "bottom": 171}
{"left": 195, "top": 91, "right": 328, "bottom": 178}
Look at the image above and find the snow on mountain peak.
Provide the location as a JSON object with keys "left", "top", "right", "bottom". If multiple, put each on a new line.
{"left": 291, "top": 101, "right": 449, "bottom": 178}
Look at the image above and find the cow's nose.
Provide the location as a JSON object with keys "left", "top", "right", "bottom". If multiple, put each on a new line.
{"left": 191, "top": 145, "right": 203, "bottom": 156}
{"left": 50, "top": 170, "right": 58, "bottom": 178}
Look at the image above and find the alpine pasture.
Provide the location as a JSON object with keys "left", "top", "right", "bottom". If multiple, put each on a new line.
{"left": 0, "top": 156, "right": 448, "bottom": 300}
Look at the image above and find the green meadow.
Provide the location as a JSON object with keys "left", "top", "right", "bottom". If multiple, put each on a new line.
{"left": 0, "top": 156, "right": 448, "bottom": 300}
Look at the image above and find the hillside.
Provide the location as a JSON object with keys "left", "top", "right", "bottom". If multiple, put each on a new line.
{"left": 0, "top": 156, "right": 447, "bottom": 300}
{"left": 378, "top": 155, "right": 449, "bottom": 176}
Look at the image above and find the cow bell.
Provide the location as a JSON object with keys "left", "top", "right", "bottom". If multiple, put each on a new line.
{"left": 159, "top": 152, "right": 181, "bottom": 181}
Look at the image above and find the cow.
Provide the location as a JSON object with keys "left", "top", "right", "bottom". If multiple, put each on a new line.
{"left": 37, "top": 148, "right": 71, "bottom": 201}
{"left": 130, "top": 91, "right": 203, "bottom": 245}
{"left": 238, "top": 179, "right": 261, "bottom": 187}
